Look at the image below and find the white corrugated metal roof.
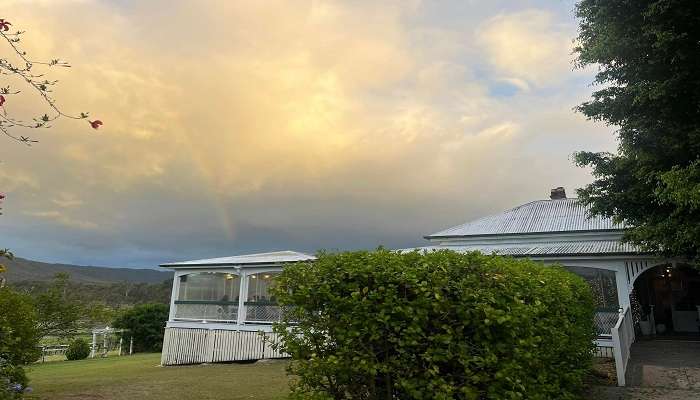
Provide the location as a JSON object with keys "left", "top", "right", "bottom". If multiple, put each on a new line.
{"left": 404, "top": 240, "right": 642, "bottom": 256}
{"left": 160, "top": 250, "right": 316, "bottom": 268}
{"left": 427, "top": 198, "right": 623, "bottom": 238}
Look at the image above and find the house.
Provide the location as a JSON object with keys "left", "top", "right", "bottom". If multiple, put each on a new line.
{"left": 159, "top": 250, "right": 315, "bottom": 366}
{"left": 159, "top": 188, "right": 699, "bottom": 386}
{"left": 418, "top": 187, "right": 699, "bottom": 385}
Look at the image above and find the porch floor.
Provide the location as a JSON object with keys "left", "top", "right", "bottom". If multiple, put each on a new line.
{"left": 586, "top": 340, "right": 700, "bottom": 400}
{"left": 625, "top": 339, "right": 700, "bottom": 388}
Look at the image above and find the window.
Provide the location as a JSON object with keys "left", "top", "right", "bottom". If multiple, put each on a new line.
{"left": 565, "top": 266, "right": 619, "bottom": 336}
{"left": 174, "top": 272, "right": 240, "bottom": 322}
{"left": 245, "top": 272, "right": 281, "bottom": 323}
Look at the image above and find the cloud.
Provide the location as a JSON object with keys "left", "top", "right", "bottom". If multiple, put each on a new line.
{"left": 51, "top": 192, "right": 83, "bottom": 208}
{"left": 24, "top": 210, "right": 98, "bottom": 230}
{"left": 0, "top": 1, "right": 617, "bottom": 267}
{"left": 476, "top": 10, "right": 576, "bottom": 87}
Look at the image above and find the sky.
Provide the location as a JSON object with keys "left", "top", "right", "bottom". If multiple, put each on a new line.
{"left": 0, "top": 0, "right": 617, "bottom": 268}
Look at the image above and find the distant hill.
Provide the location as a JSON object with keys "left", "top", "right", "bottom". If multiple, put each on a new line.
{"left": 2, "top": 257, "right": 171, "bottom": 284}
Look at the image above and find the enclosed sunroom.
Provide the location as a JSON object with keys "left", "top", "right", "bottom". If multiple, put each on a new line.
{"left": 159, "top": 250, "right": 315, "bottom": 365}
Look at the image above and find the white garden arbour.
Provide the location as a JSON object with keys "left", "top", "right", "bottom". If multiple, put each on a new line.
{"left": 90, "top": 326, "right": 130, "bottom": 358}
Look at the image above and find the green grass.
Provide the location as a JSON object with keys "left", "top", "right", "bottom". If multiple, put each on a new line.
{"left": 26, "top": 353, "right": 291, "bottom": 400}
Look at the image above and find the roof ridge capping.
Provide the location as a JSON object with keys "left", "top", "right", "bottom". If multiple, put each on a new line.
{"left": 425, "top": 197, "right": 623, "bottom": 239}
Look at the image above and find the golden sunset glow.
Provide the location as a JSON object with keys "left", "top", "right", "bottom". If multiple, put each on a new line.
{"left": 0, "top": 1, "right": 615, "bottom": 266}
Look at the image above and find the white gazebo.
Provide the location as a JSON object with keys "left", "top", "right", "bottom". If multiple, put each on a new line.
{"left": 159, "top": 250, "right": 315, "bottom": 366}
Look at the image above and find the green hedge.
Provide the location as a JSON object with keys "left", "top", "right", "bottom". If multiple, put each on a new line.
{"left": 65, "top": 338, "right": 90, "bottom": 361}
{"left": 272, "top": 249, "right": 595, "bottom": 400}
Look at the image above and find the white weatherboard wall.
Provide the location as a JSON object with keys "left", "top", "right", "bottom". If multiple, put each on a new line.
{"left": 161, "top": 328, "right": 287, "bottom": 365}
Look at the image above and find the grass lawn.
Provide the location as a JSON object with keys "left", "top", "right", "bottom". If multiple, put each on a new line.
{"left": 26, "top": 353, "right": 290, "bottom": 400}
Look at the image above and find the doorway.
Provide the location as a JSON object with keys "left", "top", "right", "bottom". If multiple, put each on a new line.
{"left": 633, "top": 264, "right": 700, "bottom": 336}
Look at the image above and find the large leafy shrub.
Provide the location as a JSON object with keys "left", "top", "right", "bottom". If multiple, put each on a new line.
{"left": 0, "top": 356, "right": 28, "bottom": 400}
{"left": 112, "top": 303, "right": 169, "bottom": 352}
{"left": 272, "top": 249, "right": 596, "bottom": 400}
{"left": 0, "top": 288, "right": 40, "bottom": 365}
{"left": 0, "top": 288, "right": 39, "bottom": 399}
{"left": 65, "top": 338, "right": 90, "bottom": 361}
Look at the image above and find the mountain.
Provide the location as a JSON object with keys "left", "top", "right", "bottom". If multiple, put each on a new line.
{"left": 2, "top": 257, "right": 171, "bottom": 284}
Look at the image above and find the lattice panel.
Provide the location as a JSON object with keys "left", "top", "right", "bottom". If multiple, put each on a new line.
{"left": 594, "top": 310, "right": 620, "bottom": 336}
{"left": 245, "top": 304, "right": 282, "bottom": 322}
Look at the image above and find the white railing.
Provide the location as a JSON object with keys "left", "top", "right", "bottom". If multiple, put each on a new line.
{"left": 611, "top": 305, "right": 635, "bottom": 386}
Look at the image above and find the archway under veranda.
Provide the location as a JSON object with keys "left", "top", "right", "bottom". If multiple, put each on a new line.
{"left": 632, "top": 263, "right": 700, "bottom": 337}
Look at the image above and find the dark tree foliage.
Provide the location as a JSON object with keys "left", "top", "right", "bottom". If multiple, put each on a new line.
{"left": 33, "top": 273, "right": 82, "bottom": 339}
{"left": 10, "top": 279, "right": 172, "bottom": 307}
{"left": 112, "top": 303, "right": 169, "bottom": 353}
{"left": 273, "top": 250, "right": 595, "bottom": 400}
{"left": 574, "top": 0, "right": 700, "bottom": 261}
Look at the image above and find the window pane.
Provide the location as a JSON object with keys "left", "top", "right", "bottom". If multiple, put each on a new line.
{"left": 178, "top": 272, "right": 240, "bottom": 302}
{"left": 174, "top": 272, "right": 240, "bottom": 321}
{"left": 565, "top": 266, "right": 619, "bottom": 336}
{"left": 565, "top": 266, "right": 619, "bottom": 309}
{"left": 245, "top": 272, "right": 281, "bottom": 322}
{"left": 246, "top": 272, "right": 279, "bottom": 303}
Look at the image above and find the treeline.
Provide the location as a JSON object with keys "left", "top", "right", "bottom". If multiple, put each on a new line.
{"left": 9, "top": 278, "right": 172, "bottom": 307}
{"left": 1, "top": 273, "right": 172, "bottom": 398}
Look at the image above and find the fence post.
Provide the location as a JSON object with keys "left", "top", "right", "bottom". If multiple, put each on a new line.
{"left": 103, "top": 330, "right": 108, "bottom": 357}
{"left": 129, "top": 336, "right": 134, "bottom": 355}
{"left": 90, "top": 331, "right": 97, "bottom": 358}
{"left": 118, "top": 337, "right": 123, "bottom": 356}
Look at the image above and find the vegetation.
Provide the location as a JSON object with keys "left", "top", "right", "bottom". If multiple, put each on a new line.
{"left": 0, "top": 288, "right": 38, "bottom": 398}
{"left": 0, "top": 16, "right": 100, "bottom": 145}
{"left": 574, "top": 0, "right": 700, "bottom": 262}
{"left": 0, "top": 356, "right": 27, "bottom": 400}
{"left": 64, "top": 339, "right": 90, "bottom": 361}
{"left": 273, "top": 249, "right": 596, "bottom": 400}
{"left": 0, "top": 289, "right": 40, "bottom": 365}
{"left": 11, "top": 279, "right": 172, "bottom": 308}
{"left": 32, "top": 274, "right": 82, "bottom": 340}
{"left": 112, "top": 304, "right": 169, "bottom": 353}
{"left": 25, "top": 353, "right": 289, "bottom": 400}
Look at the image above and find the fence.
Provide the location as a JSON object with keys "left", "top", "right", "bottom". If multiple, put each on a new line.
{"left": 611, "top": 305, "right": 635, "bottom": 386}
{"left": 38, "top": 338, "right": 130, "bottom": 362}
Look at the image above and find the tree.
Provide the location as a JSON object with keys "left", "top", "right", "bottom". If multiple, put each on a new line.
{"left": 33, "top": 273, "right": 83, "bottom": 339}
{"left": 574, "top": 0, "right": 700, "bottom": 262}
{"left": 112, "top": 304, "right": 169, "bottom": 353}
{"left": 0, "top": 17, "right": 101, "bottom": 145}
{"left": 0, "top": 194, "right": 9, "bottom": 288}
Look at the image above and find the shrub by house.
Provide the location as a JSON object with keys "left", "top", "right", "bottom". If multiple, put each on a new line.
{"left": 272, "top": 249, "right": 596, "bottom": 400}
